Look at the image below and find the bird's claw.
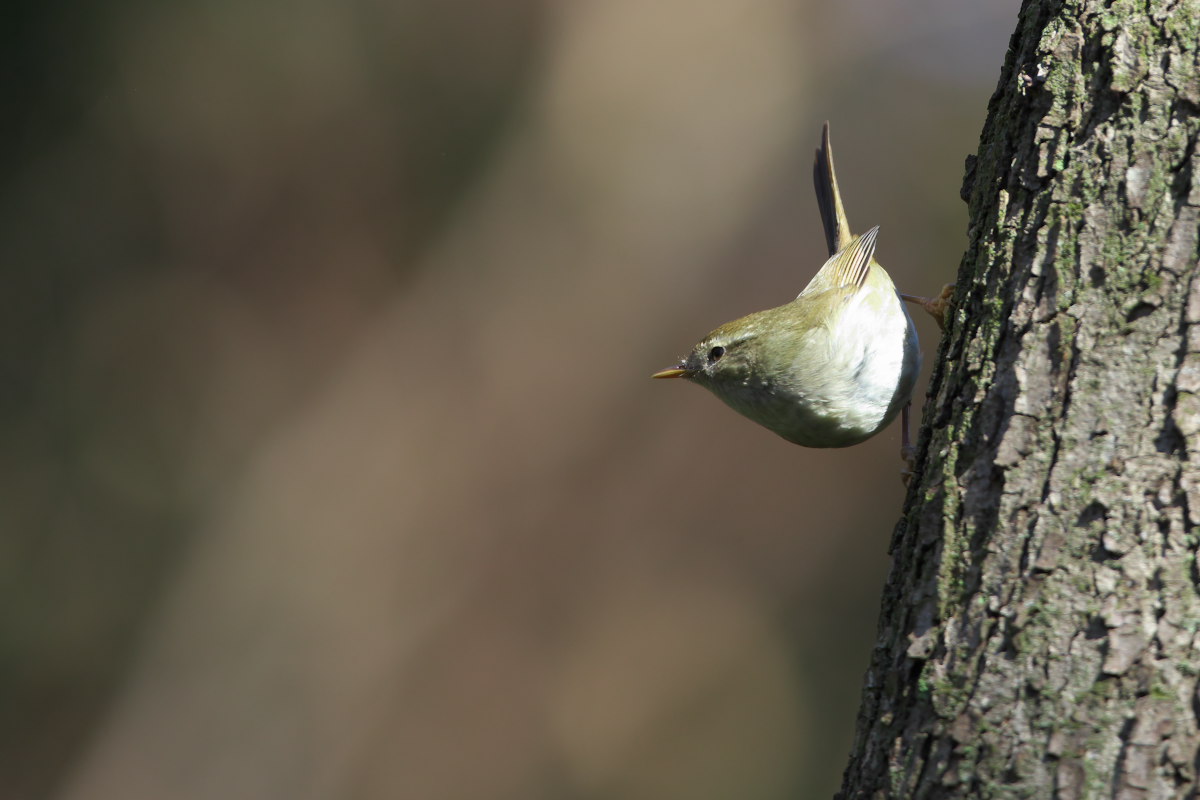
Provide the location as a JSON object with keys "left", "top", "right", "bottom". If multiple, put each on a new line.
{"left": 901, "top": 284, "right": 956, "bottom": 332}
{"left": 923, "top": 284, "right": 955, "bottom": 332}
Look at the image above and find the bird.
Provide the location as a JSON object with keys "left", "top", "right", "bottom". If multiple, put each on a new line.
{"left": 652, "top": 122, "right": 941, "bottom": 462}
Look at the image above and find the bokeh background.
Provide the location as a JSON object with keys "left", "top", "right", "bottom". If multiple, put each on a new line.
{"left": 4, "top": 1, "right": 1018, "bottom": 797}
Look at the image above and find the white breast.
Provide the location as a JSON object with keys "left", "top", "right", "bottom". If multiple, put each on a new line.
{"left": 763, "top": 291, "right": 919, "bottom": 448}
{"left": 830, "top": 290, "right": 920, "bottom": 434}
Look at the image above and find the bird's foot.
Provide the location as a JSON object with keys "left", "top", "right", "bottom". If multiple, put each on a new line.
{"left": 901, "top": 284, "right": 956, "bottom": 332}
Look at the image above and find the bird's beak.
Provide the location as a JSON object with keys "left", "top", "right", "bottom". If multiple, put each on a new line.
{"left": 651, "top": 365, "right": 691, "bottom": 379}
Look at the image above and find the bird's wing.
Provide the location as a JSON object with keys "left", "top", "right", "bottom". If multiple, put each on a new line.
{"left": 812, "top": 121, "right": 854, "bottom": 257}
{"left": 798, "top": 226, "right": 879, "bottom": 298}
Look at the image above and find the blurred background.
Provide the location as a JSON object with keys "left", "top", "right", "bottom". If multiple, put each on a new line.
{"left": 3, "top": 0, "right": 1017, "bottom": 797}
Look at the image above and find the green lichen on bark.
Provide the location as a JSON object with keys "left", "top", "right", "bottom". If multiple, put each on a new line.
{"left": 838, "top": 0, "right": 1200, "bottom": 797}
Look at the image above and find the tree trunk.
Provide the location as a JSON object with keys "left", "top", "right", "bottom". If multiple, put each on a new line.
{"left": 837, "top": 0, "right": 1200, "bottom": 797}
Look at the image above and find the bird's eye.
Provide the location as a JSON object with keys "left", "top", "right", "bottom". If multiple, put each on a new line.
{"left": 708, "top": 345, "right": 725, "bottom": 363}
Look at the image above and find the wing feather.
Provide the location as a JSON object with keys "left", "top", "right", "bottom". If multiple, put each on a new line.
{"left": 798, "top": 226, "right": 879, "bottom": 298}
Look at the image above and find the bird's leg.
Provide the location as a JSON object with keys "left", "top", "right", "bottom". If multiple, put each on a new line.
{"left": 900, "top": 403, "right": 916, "bottom": 486}
{"left": 897, "top": 285, "right": 953, "bottom": 485}
{"left": 900, "top": 284, "right": 956, "bottom": 332}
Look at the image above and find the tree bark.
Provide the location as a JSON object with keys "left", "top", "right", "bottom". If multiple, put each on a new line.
{"left": 838, "top": 0, "right": 1200, "bottom": 797}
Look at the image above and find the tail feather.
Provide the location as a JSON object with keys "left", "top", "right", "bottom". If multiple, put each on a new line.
{"left": 812, "top": 122, "right": 854, "bottom": 256}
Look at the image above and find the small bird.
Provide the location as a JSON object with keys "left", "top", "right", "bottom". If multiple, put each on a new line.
{"left": 653, "top": 123, "right": 927, "bottom": 456}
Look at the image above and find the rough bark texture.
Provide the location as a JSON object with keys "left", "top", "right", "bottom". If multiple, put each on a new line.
{"left": 838, "top": 0, "right": 1200, "bottom": 797}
